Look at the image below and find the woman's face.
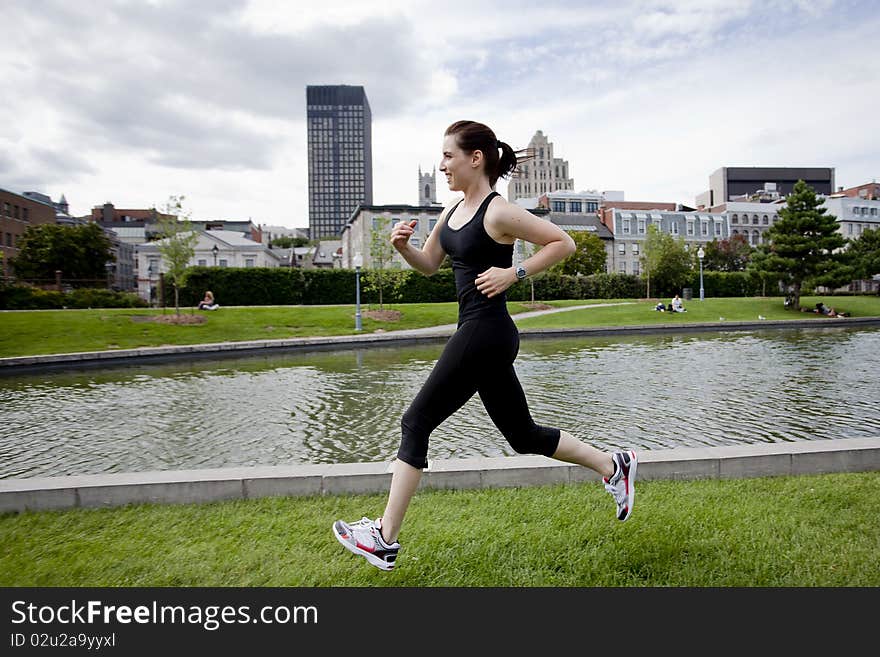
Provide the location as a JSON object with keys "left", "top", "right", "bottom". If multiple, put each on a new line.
{"left": 439, "top": 133, "right": 481, "bottom": 191}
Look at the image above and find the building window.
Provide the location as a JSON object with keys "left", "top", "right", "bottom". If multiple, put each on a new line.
{"left": 569, "top": 201, "right": 581, "bottom": 213}
{"left": 198, "top": 259, "right": 207, "bottom": 266}
{"left": 4, "top": 233, "right": 11, "bottom": 247}
{"left": 731, "top": 214, "right": 738, "bottom": 224}
{"left": 687, "top": 222, "right": 694, "bottom": 236}
{"left": 632, "top": 243, "right": 639, "bottom": 255}
{"left": 752, "top": 214, "right": 759, "bottom": 225}
{"left": 586, "top": 202, "right": 598, "bottom": 213}
{"left": 632, "top": 261, "right": 640, "bottom": 275}
{"left": 22, "top": 208, "right": 29, "bottom": 221}
{"left": 714, "top": 222, "right": 722, "bottom": 236}
{"left": 618, "top": 261, "right": 626, "bottom": 273}
{"left": 219, "top": 259, "right": 228, "bottom": 267}
{"left": 732, "top": 229, "right": 739, "bottom": 235}
{"left": 762, "top": 215, "right": 769, "bottom": 224}
{"left": 847, "top": 223, "right": 853, "bottom": 235}
{"left": 622, "top": 219, "right": 631, "bottom": 234}
{"left": 553, "top": 201, "right": 566, "bottom": 212}
{"left": 245, "top": 258, "right": 255, "bottom": 268}
{"left": 618, "top": 243, "right": 625, "bottom": 255}
{"left": 638, "top": 219, "right": 646, "bottom": 234}
{"left": 701, "top": 222, "right": 708, "bottom": 236}
{"left": 671, "top": 222, "right": 679, "bottom": 235}
{"left": 751, "top": 231, "right": 759, "bottom": 245}
{"left": 410, "top": 238, "right": 420, "bottom": 248}
{"left": 429, "top": 218, "right": 438, "bottom": 231}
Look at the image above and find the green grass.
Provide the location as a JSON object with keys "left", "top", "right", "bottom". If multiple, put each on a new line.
{"left": 1, "top": 296, "right": 878, "bottom": 358}
{"left": 1, "top": 472, "right": 877, "bottom": 586}
{"left": 516, "top": 295, "right": 880, "bottom": 330}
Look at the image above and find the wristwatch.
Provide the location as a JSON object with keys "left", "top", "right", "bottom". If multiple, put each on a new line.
{"left": 515, "top": 265, "right": 527, "bottom": 281}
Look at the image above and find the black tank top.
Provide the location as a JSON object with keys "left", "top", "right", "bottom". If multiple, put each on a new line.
{"left": 439, "top": 191, "right": 513, "bottom": 323}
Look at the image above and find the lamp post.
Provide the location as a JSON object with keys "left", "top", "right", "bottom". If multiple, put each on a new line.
{"left": 212, "top": 244, "right": 219, "bottom": 267}
{"left": 147, "top": 263, "right": 155, "bottom": 307}
{"left": 353, "top": 253, "right": 363, "bottom": 331}
{"left": 697, "top": 246, "right": 705, "bottom": 301}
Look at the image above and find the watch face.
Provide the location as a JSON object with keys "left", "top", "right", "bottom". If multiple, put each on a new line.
{"left": 516, "top": 266, "right": 526, "bottom": 279}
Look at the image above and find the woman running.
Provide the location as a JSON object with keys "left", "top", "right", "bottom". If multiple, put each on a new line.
{"left": 333, "top": 120, "right": 637, "bottom": 571}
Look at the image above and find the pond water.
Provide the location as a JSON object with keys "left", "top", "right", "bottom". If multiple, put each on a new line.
{"left": 1, "top": 327, "right": 878, "bottom": 479}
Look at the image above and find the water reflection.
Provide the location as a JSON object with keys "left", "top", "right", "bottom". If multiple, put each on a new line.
{"left": 1, "top": 328, "right": 878, "bottom": 479}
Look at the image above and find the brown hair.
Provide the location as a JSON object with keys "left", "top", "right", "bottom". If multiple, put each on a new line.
{"left": 444, "top": 120, "right": 531, "bottom": 187}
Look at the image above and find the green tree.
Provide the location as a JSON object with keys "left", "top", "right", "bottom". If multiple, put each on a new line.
{"left": 12, "top": 223, "right": 114, "bottom": 285}
{"left": 748, "top": 180, "right": 851, "bottom": 309}
{"left": 640, "top": 224, "right": 692, "bottom": 298}
{"left": 362, "top": 216, "right": 398, "bottom": 309}
{"left": 552, "top": 231, "right": 606, "bottom": 276}
{"left": 702, "top": 234, "right": 753, "bottom": 272}
{"left": 155, "top": 195, "right": 199, "bottom": 316}
{"left": 270, "top": 236, "right": 309, "bottom": 248}
{"left": 847, "top": 227, "right": 880, "bottom": 293}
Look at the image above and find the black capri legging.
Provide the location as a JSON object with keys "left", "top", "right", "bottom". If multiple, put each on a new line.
{"left": 397, "top": 313, "right": 561, "bottom": 469}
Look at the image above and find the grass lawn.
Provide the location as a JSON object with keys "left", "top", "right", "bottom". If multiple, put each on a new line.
{"left": 515, "top": 295, "right": 880, "bottom": 330}
{"left": 1, "top": 296, "right": 878, "bottom": 358}
{"left": 1, "top": 472, "right": 877, "bottom": 586}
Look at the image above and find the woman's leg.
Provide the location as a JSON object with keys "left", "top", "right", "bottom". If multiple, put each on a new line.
{"left": 380, "top": 459, "right": 422, "bottom": 544}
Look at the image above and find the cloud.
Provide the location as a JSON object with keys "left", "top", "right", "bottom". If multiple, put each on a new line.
{"left": 3, "top": 0, "right": 439, "bottom": 174}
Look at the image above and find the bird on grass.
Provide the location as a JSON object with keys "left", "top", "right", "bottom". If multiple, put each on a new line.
{"left": 758, "top": 315, "right": 766, "bottom": 320}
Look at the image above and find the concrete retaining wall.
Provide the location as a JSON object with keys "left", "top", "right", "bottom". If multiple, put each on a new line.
{"left": 1, "top": 437, "right": 877, "bottom": 513}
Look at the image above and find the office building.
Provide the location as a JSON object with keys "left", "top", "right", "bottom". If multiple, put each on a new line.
{"left": 306, "top": 85, "right": 373, "bottom": 239}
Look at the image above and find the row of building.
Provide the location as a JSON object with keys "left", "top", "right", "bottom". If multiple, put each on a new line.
{"left": 3, "top": 167, "right": 879, "bottom": 302}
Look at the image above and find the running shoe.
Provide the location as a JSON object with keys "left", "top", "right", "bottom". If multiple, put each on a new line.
{"left": 332, "top": 516, "right": 400, "bottom": 571}
{"left": 603, "top": 450, "right": 638, "bottom": 521}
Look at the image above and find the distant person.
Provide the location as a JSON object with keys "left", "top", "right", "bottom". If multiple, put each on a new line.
{"left": 198, "top": 290, "right": 219, "bottom": 310}
{"left": 332, "top": 119, "right": 638, "bottom": 572}
{"left": 655, "top": 301, "right": 666, "bottom": 312}
{"left": 671, "top": 294, "right": 686, "bottom": 312}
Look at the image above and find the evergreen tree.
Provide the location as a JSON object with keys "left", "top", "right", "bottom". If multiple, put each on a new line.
{"left": 748, "top": 180, "right": 851, "bottom": 309}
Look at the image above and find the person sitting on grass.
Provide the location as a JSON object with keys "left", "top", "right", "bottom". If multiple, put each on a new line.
{"left": 197, "top": 290, "right": 219, "bottom": 311}
{"left": 671, "top": 294, "right": 686, "bottom": 312}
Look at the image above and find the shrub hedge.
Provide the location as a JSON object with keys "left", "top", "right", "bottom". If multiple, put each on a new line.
{"left": 1, "top": 268, "right": 792, "bottom": 309}
{"left": 0, "top": 284, "right": 149, "bottom": 310}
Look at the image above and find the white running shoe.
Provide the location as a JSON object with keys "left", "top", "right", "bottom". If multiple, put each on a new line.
{"left": 332, "top": 516, "right": 400, "bottom": 571}
{"left": 604, "top": 450, "right": 638, "bottom": 521}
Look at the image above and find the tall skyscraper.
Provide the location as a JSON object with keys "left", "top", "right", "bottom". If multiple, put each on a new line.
{"left": 306, "top": 85, "right": 373, "bottom": 239}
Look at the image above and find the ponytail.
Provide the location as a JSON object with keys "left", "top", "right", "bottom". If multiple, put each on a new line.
{"left": 445, "top": 120, "right": 533, "bottom": 187}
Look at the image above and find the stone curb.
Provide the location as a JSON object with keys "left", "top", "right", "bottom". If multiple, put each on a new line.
{"left": 1, "top": 437, "right": 877, "bottom": 513}
{"left": 2, "top": 316, "right": 878, "bottom": 372}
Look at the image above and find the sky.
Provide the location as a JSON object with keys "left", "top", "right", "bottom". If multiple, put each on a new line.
{"left": 2, "top": 0, "right": 879, "bottom": 229}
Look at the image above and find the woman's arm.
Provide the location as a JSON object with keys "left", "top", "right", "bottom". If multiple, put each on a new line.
{"left": 476, "top": 198, "right": 576, "bottom": 298}
{"left": 389, "top": 206, "right": 452, "bottom": 276}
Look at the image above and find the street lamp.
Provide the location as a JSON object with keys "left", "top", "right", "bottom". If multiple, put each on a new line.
{"left": 697, "top": 246, "right": 705, "bottom": 301}
{"left": 146, "top": 262, "right": 155, "bottom": 307}
{"left": 212, "top": 244, "right": 219, "bottom": 267}
{"left": 353, "top": 253, "right": 363, "bottom": 331}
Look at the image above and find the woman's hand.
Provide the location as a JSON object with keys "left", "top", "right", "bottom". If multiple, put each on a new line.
{"left": 390, "top": 220, "right": 417, "bottom": 252}
{"left": 475, "top": 267, "right": 516, "bottom": 298}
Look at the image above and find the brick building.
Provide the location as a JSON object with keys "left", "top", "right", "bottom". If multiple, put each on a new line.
{"left": 0, "top": 189, "right": 58, "bottom": 278}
